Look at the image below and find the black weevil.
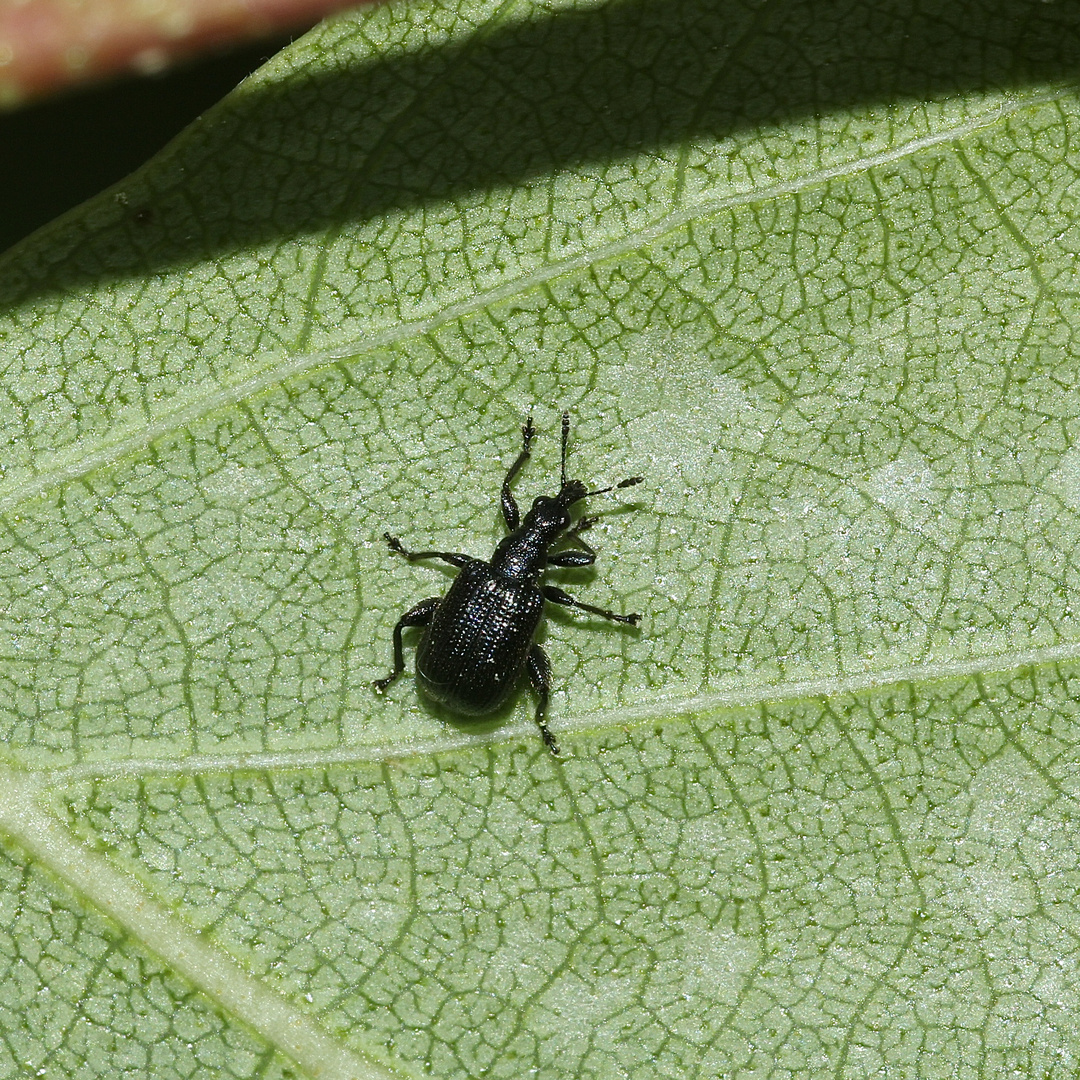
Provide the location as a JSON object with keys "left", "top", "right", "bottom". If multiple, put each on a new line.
{"left": 372, "top": 412, "right": 642, "bottom": 755}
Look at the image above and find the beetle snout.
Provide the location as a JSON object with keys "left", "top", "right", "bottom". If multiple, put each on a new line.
{"left": 559, "top": 480, "right": 588, "bottom": 505}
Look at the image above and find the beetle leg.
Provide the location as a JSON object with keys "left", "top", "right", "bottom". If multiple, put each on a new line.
{"left": 501, "top": 416, "right": 536, "bottom": 532}
{"left": 372, "top": 597, "right": 440, "bottom": 693}
{"left": 543, "top": 584, "right": 641, "bottom": 625}
{"left": 526, "top": 644, "right": 559, "bottom": 756}
{"left": 549, "top": 519, "right": 598, "bottom": 567}
{"left": 547, "top": 549, "right": 595, "bottom": 568}
{"left": 384, "top": 533, "right": 472, "bottom": 568}
{"left": 560, "top": 520, "right": 597, "bottom": 553}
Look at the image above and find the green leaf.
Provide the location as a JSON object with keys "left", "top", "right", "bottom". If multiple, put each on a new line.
{"left": 1, "top": 0, "right": 1080, "bottom": 1077}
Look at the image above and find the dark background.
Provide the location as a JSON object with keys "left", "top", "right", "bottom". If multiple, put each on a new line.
{"left": 0, "top": 34, "right": 298, "bottom": 258}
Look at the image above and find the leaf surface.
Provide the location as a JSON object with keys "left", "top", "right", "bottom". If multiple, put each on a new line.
{"left": 1, "top": 0, "right": 1079, "bottom": 1077}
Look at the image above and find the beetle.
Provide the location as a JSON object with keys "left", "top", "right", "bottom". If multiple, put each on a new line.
{"left": 372, "top": 412, "right": 642, "bottom": 755}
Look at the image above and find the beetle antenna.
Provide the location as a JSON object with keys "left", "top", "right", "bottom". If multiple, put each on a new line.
{"left": 559, "top": 411, "right": 571, "bottom": 487}
{"left": 558, "top": 412, "right": 643, "bottom": 498}
{"left": 585, "top": 476, "right": 644, "bottom": 498}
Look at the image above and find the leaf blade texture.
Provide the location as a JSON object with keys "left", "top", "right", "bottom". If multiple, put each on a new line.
{"left": 0, "top": 0, "right": 1079, "bottom": 1077}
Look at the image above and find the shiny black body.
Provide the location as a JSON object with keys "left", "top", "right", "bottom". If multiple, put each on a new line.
{"left": 373, "top": 413, "right": 642, "bottom": 755}
{"left": 415, "top": 560, "right": 544, "bottom": 715}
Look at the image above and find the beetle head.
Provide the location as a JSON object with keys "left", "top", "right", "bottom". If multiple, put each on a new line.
{"left": 530, "top": 493, "right": 575, "bottom": 531}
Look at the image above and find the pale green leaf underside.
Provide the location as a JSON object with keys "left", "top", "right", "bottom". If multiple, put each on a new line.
{"left": 0, "top": 0, "right": 1079, "bottom": 1076}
